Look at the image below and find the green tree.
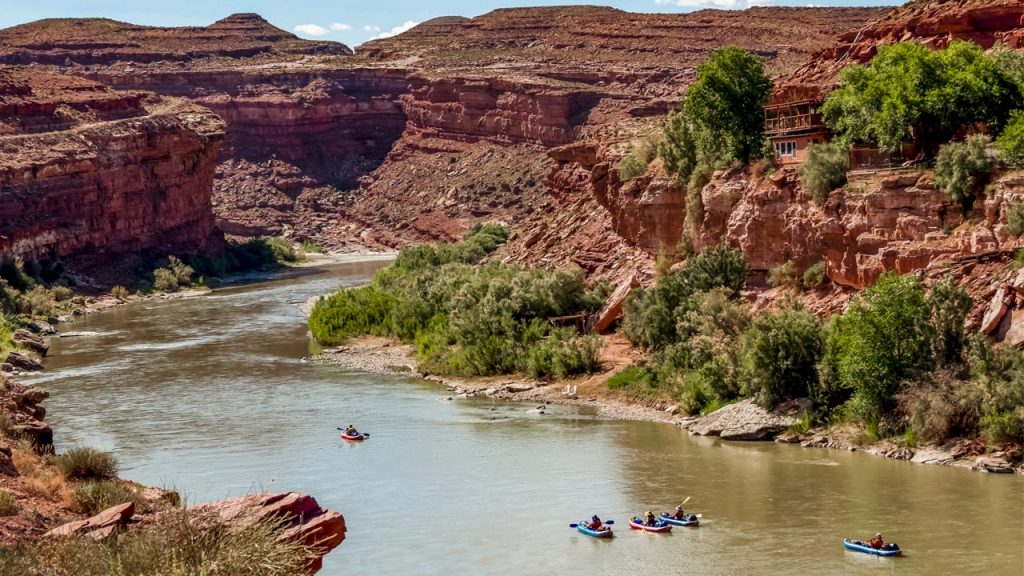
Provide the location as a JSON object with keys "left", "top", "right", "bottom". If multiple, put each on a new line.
{"left": 822, "top": 41, "right": 1021, "bottom": 153}
{"left": 799, "top": 142, "right": 849, "bottom": 205}
{"left": 996, "top": 109, "right": 1024, "bottom": 165}
{"left": 934, "top": 134, "right": 993, "bottom": 213}
{"left": 660, "top": 46, "right": 770, "bottom": 185}
{"left": 741, "top": 306, "right": 824, "bottom": 408}
{"left": 834, "top": 273, "right": 934, "bottom": 420}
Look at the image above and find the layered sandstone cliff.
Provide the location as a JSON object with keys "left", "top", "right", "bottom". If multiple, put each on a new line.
{"left": 0, "top": 68, "right": 225, "bottom": 261}
{"left": 0, "top": 8, "right": 885, "bottom": 247}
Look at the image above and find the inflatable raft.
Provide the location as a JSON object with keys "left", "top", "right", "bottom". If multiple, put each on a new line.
{"left": 629, "top": 518, "right": 672, "bottom": 533}
{"left": 576, "top": 522, "right": 613, "bottom": 538}
{"left": 843, "top": 539, "right": 901, "bottom": 556}
{"left": 659, "top": 513, "right": 700, "bottom": 527}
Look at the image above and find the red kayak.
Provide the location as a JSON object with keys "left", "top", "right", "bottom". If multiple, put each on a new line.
{"left": 340, "top": 432, "right": 365, "bottom": 441}
{"left": 629, "top": 518, "right": 672, "bottom": 533}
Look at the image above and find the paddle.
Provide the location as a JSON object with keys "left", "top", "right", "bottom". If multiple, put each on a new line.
{"left": 336, "top": 427, "right": 370, "bottom": 437}
{"left": 569, "top": 520, "right": 615, "bottom": 528}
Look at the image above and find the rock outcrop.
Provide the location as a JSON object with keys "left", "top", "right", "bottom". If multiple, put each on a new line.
{"left": 44, "top": 502, "right": 135, "bottom": 540}
{"left": 0, "top": 376, "right": 52, "bottom": 450}
{"left": 191, "top": 492, "right": 346, "bottom": 573}
{"left": 687, "top": 399, "right": 799, "bottom": 441}
{"left": 0, "top": 69, "right": 225, "bottom": 262}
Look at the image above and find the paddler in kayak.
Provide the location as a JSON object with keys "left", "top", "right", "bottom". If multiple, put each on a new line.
{"left": 670, "top": 505, "right": 687, "bottom": 520}
{"left": 643, "top": 511, "right": 657, "bottom": 526}
{"left": 587, "top": 515, "right": 604, "bottom": 531}
{"left": 869, "top": 533, "right": 885, "bottom": 549}
{"left": 344, "top": 424, "right": 359, "bottom": 436}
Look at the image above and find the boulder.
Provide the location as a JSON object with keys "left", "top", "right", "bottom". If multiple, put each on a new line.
{"left": 26, "top": 320, "right": 56, "bottom": 335}
{"left": 11, "top": 329, "right": 47, "bottom": 356}
{"left": 688, "top": 399, "right": 798, "bottom": 441}
{"left": 910, "top": 447, "right": 956, "bottom": 466}
{"left": 973, "top": 455, "right": 1014, "bottom": 474}
{"left": 505, "top": 383, "right": 535, "bottom": 393}
{"left": 4, "top": 352, "right": 42, "bottom": 372}
{"left": 45, "top": 501, "right": 135, "bottom": 539}
{"left": 190, "top": 492, "right": 345, "bottom": 573}
{"left": 981, "top": 286, "right": 1009, "bottom": 335}
{"left": 586, "top": 273, "right": 637, "bottom": 333}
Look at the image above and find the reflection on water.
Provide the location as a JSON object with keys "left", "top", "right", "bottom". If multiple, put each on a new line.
{"left": 25, "top": 262, "right": 1024, "bottom": 576}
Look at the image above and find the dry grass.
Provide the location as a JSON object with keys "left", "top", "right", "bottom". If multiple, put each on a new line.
{"left": 0, "top": 508, "right": 315, "bottom": 576}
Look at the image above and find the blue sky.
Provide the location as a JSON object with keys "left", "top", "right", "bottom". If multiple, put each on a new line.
{"left": 2, "top": 1, "right": 897, "bottom": 47}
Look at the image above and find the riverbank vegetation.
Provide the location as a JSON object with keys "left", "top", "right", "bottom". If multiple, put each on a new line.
{"left": 0, "top": 510, "right": 313, "bottom": 576}
{"left": 310, "top": 224, "right": 609, "bottom": 379}
{"left": 149, "top": 236, "right": 303, "bottom": 294}
{"left": 613, "top": 245, "right": 1024, "bottom": 445}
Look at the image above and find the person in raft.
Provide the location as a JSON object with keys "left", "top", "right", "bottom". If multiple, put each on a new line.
{"left": 588, "top": 515, "right": 604, "bottom": 531}
{"left": 672, "top": 505, "right": 687, "bottom": 520}
{"left": 644, "top": 511, "right": 657, "bottom": 526}
{"left": 344, "top": 424, "right": 359, "bottom": 436}
{"left": 869, "top": 533, "right": 885, "bottom": 549}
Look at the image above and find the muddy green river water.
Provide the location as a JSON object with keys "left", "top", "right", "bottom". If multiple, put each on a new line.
{"left": 24, "top": 261, "right": 1024, "bottom": 575}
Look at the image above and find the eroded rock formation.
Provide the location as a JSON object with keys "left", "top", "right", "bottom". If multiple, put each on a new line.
{"left": 0, "top": 68, "right": 225, "bottom": 262}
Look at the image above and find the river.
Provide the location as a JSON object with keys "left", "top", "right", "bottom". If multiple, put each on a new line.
{"left": 23, "top": 261, "right": 1024, "bottom": 575}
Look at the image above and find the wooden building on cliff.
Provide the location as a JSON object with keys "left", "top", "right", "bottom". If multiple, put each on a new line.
{"left": 764, "top": 86, "right": 829, "bottom": 166}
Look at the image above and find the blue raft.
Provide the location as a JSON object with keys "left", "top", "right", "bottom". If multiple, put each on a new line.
{"left": 658, "top": 513, "right": 700, "bottom": 527}
{"left": 576, "top": 522, "right": 613, "bottom": 538}
{"left": 843, "top": 539, "right": 901, "bottom": 556}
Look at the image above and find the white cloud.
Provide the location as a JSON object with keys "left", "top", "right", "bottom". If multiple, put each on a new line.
{"left": 371, "top": 20, "right": 419, "bottom": 40}
{"left": 655, "top": 0, "right": 772, "bottom": 7}
{"left": 363, "top": 25, "right": 381, "bottom": 32}
{"left": 329, "top": 22, "right": 353, "bottom": 31}
{"left": 293, "top": 24, "right": 329, "bottom": 36}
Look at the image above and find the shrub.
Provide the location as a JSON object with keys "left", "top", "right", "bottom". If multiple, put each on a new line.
{"left": 927, "top": 277, "right": 972, "bottom": 365}
{"left": 0, "top": 490, "right": 18, "bottom": 516}
{"left": 523, "top": 329, "right": 601, "bottom": 379}
{"left": 18, "top": 286, "right": 56, "bottom": 318}
{"left": 768, "top": 261, "right": 799, "bottom": 290}
{"left": 301, "top": 240, "right": 325, "bottom": 253}
{"left": 831, "top": 273, "right": 933, "bottom": 421}
{"left": 897, "top": 369, "right": 982, "bottom": 442}
{"left": 799, "top": 143, "right": 849, "bottom": 204}
{"left": 741, "top": 307, "right": 824, "bottom": 408}
{"left": 1006, "top": 200, "right": 1024, "bottom": 237}
{"left": 167, "top": 256, "right": 194, "bottom": 285}
{"left": 110, "top": 285, "right": 130, "bottom": 300}
{"left": 622, "top": 244, "right": 749, "bottom": 350}
{"left": 618, "top": 135, "right": 660, "bottom": 182}
{"left": 980, "top": 409, "right": 1024, "bottom": 444}
{"left": 55, "top": 447, "right": 119, "bottom": 480}
{"left": 265, "top": 237, "right": 302, "bottom": 263}
{"left": 935, "top": 134, "right": 993, "bottom": 213}
{"left": 802, "top": 261, "right": 827, "bottom": 290}
{"left": 607, "top": 365, "right": 656, "bottom": 390}
{"left": 51, "top": 285, "right": 72, "bottom": 302}
{"left": 73, "top": 480, "right": 134, "bottom": 515}
{"left": 996, "top": 109, "right": 1024, "bottom": 165}
{"left": 152, "top": 267, "right": 179, "bottom": 292}
{"left": 308, "top": 286, "right": 395, "bottom": 345}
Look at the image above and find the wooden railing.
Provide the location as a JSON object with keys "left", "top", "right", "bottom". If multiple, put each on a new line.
{"left": 764, "top": 113, "right": 824, "bottom": 135}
